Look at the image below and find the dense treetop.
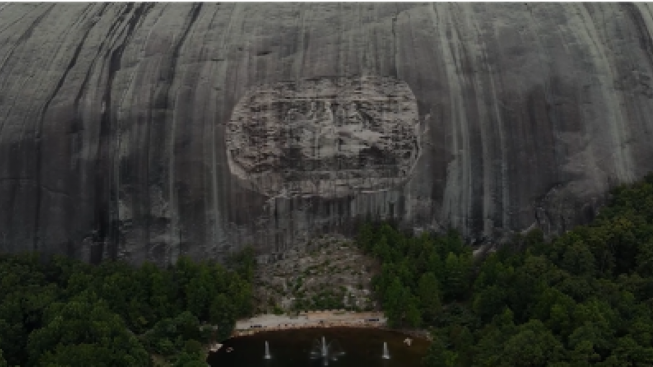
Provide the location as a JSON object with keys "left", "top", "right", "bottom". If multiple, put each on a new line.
{"left": 0, "top": 248, "right": 255, "bottom": 367}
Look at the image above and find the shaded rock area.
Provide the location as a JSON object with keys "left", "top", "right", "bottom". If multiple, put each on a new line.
{"left": 254, "top": 235, "right": 378, "bottom": 313}
{"left": 1, "top": 3, "right": 653, "bottom": 264}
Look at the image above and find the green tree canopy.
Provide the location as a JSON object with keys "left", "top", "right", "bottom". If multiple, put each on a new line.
{"left": 27, "top": 291, "right": 149, "bottom": 367}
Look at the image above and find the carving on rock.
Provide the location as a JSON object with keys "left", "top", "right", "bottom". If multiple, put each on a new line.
{"left": 226, "top": 76, "right": 421, "bottom": 198}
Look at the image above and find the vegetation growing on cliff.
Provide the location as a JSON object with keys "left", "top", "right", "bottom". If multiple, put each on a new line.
{"left": 254, "top": 236, "right": 377, "bottom": 314}
{"left": 0, "top": 248, "right": 255, "bottom": 367}
{"left": 359, "top": 174, "right": 653, "bottom": 366}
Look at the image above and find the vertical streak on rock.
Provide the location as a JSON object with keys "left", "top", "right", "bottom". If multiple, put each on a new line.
{"left": 72, "top": 4, "right": 111, "bottom": 111}
{"left": 572, "top": 4, "right": 633, "bottom": 182}
{"left": 0, "top": 5, "right": 61, "bottom": 252}
{"left": 34, "top": 4, "right": 98, "bottom": 252}
{"left": 521, "top": 4, "right": 559, "bottom": 227}
{"left": 166, "top": 3, "right": 202, "bottom": 264}
{"left": 114, "top": 5, "right": 163, "bottom": 261}
{"left": 293, "top": 3, "right": 312, "bottom": 81}
{"left": 99, "top": 3, "right": 153, "bottom": 261}
{"left": 459, "top": 5, "right": 494, "bottom": 236}
{"left": 453, "top": 6, "right": 474, "bottom": 235}
{"left": 361, "top": 3, "right": 373, "bottom": 77}
{"left": 632, "top": 3, "right": 653, "bottom": 71}
{"left": 122, "top": 5, "right": 167, "bottom": 263}
{"left": 391, "top": 5, "right": 400, "bottom": 79}
{"left": 336, "top": 3, "right": 344, "bottom": 77}
{"left": 623, "top": 3, "right": 653, "bottom": 155}
{"left": 181, "top": 3, "right": 221, "bottom": 258}
{"left": 359, "top": 3, "right": 370, "bottom": 77}
{"left": 195, "top": 4, "right": 223, "bottom": 255}
{"left": 344, "top": 4, "right": 356, "bottom": 77}
{"left": 354, "top": 4, "right": 365, "bottom": 77}
{"left": 0, "top": 5, "right": 54, "bottom": 151}
{"left": 486, "top": 55, "right": 510, "bottom": 231}
{"left": 211, "top": 3, "right": 240, "bottom": 253}
{"left": 431, "top": 4, "right": 471, "bottom": 233}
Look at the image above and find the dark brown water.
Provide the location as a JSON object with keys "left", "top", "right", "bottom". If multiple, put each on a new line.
{"left": 207, "top": 328, "right": 430, "bottom": 367}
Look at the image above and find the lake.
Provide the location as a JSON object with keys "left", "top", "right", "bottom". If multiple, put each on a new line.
{"left": 207, "top": 327, "right": 430, "bottom": 367}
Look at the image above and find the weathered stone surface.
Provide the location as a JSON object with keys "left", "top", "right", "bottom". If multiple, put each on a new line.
{"left": 254, "top": 235, "right": 378, "bottom": 313}
{"left": 1, "top": 3, "right": 653, "bottom": 265}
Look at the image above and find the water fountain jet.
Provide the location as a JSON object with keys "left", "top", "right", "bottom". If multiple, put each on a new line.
{"left": 382, "top": 342, "right": 390, "bottom": 359}
{"left": 264, "top": 341, "right": 271, "bottom": 359}
{"left": 310, "top": 336, "right": 345, "bottom": 365}
{"left": 321, "top": 336, "right": 328, "bottom": 357}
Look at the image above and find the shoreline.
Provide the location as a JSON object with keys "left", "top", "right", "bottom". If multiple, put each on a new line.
{"left": 229, "top": 311, "right": 431, "bottom": 341}
{"left": 232, "top": 325, "right": 432, "bottom": 341}
{"left": 232, "top": 311, "right": 386, "bottom": 337}
{"left": 232, "top": 321, "right": 388, "bottom": 337}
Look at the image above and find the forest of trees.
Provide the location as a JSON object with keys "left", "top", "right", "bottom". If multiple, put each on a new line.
{"left": 358, "top": 173, "right": 653, "bottom": 366}
{"left": 0, "top": 247, "right": 255, "bottom": 367}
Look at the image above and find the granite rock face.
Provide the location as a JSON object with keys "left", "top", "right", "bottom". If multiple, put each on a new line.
{"left": 1, "top": 3, "right": 653, "bottom": 264}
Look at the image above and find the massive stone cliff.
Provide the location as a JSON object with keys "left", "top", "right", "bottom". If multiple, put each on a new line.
{"left": 1, "top": 3, "right": 653, "bottom": 264}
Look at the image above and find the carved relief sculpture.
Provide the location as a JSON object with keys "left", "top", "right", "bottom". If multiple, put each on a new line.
{"left": 226, "top": 76, "right": 421, "bottom": 198}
